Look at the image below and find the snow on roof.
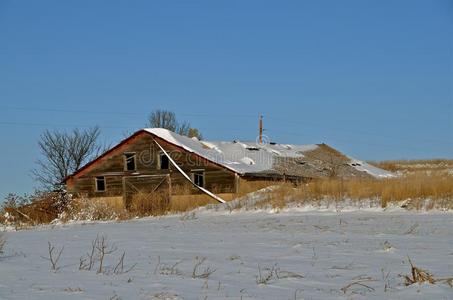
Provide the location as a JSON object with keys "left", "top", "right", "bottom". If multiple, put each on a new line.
{"left": 348, "top": 158, "right": 396, "bottom": 179}
{"left": 144, "top": 128, "right": 318, "bottom": 175}
{"left": 144, "top": 128, "right": 394, "bottom": 179}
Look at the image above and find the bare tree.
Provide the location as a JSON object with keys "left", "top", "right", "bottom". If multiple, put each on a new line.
{"left": 147, "top": 109, "right": 202, "bottom": 139}
{"left": 148, "top": 110, "right": 178, "bottom": 132}
{"left": 32, "top": 126, "right": 105, "bottom": 190}
{"left": 177, "top": 120, "right": 191, "bottom": 136}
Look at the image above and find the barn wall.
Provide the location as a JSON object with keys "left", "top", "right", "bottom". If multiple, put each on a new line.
{"left": 67, "top": 132, "right": 237, "bottom": 208}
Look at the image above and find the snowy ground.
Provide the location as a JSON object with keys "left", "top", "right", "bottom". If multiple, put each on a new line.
{"left": 1, "top": 209, "right": 453, "bottom": 299}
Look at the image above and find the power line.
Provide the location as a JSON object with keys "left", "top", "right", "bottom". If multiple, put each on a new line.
{"left": 0, "top": 106, "right": 145, "bottom": 116}
{"left": 0, "top": 106, "right": 258, "bottom": 118}
{"left": 264, "top": 115, "right": 450, "bottom": 145}
{"left": 0, "top": 105, "right": 450, "bottom": 146}
{"left": 0, "top": 121, "right": 141, "bottom": 129}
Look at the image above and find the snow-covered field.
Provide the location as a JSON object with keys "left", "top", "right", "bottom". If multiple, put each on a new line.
{"left": 1, "top": 208, "right": 453, "bottom": 299}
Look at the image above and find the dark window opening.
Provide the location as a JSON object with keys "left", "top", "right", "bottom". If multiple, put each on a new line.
{"left": 192, "top": 170, "right": 205, "bottom": 187}
{"left": 159, "top": 153, "right": 169, "bottom": 170}
{"left": 124, "top": 153, "right": 136, "bottom": 171}
{"left": 95, "top": 176, "right": 106, "bottom": 192}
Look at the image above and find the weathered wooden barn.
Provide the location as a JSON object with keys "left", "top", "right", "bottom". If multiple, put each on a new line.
{"left": 64, "top": 128, "right": 392, "bottom": 209}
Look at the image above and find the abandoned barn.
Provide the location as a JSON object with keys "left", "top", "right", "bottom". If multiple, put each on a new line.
{"left": 64, "top": 128, "right": 393, "bottom": 209}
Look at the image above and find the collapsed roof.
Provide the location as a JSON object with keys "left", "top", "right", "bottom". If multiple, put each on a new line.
{"left": 145, "top": 128, "right": 394, "bottom": 179}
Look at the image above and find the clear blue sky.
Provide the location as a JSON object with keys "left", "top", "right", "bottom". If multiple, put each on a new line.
{"left": 0, "top": 0, "right": 452, "bottom": 198}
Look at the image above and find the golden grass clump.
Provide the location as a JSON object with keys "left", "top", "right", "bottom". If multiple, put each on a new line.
{"left": 129, "top": 191, "right": 169, "bottom": 217}
{"left": 370, "top": 159, "right": 453, "bottom": 173}
{"left": 258, "top": 172, "right": 453, "bottom": 210}
{"left": 404, "top": 256, "right": 453, "bottom": 287}
{"left": 169, "top": 195, "right": 214, "bottom": 213}
{"left": 169, "top": 184, "right": 221, "bottom": 213}
{"left": 404, "top": 257, "right": 436, "bottom": 286}
{"left": 236, "top": 180, "right": 277, "bottom": 197}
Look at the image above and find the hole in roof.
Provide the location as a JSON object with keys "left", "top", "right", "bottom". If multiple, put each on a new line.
{"left": 241, "top": 157, "right": 255, "bottom": 165}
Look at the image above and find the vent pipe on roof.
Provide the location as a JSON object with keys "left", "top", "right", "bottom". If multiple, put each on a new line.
{"left": 259, "top": 115, "right": 263, "bottom": 144}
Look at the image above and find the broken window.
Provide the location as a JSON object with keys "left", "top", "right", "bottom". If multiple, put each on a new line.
{"left": 159, "top": 152, "right": 169, "bottom": 170}
{"left": 95, "top": 176, "right": 106, "bottom": 192}
{"left": 124, "top": 153, "right": 136, "bottom": 171}
{"left": 191, "top": 170, "right": 205, "bottom": 187}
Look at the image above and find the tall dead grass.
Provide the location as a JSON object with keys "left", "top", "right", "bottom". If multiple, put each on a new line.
{"left": 236, "top": 180, "right": 277, "bottom": 197}
{"left": 1, "top": 191, "right": 70, "bottom": 226}
{"left": 130, "top": 185, "right": 220, "bottom": 215}
{"left": 129, "top": 191, "right": 169, "bottom": 217}
{"left": 261, "top": 172, "right": 453, "bottom": 210}
{"left": 370, "top": 159, "right": 453, "bottom": 173}
{"left": 169, "top": 184, "right": 216, "bottom": 213}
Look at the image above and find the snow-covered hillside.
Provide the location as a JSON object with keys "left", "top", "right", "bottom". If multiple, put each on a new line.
{"left": 1, "top": 209, "right": 453, "bottom": 299}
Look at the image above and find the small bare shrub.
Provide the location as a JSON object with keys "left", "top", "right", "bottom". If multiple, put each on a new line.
{"left": 95, "top": 235, "right": 117, "bottom": 274}
{"left": 192, "top": 256, "right": 216, "bottom": 279}
{"left": 256, "top": 263, "right": 279, "bottom": 285}
{"left": 42, "top": 242, "right": 64, "bottom": 271}
{"left": 254, "top": 262, "right": 303, "bottom": 285}
{"left": 381, "top": 268, "right": 391, "bottom": 292}
{"left": 79, "top": 235, "right": 99, "bottom": 271}
{"left": 0, "top": 233, "right": 6, "bottom": 254}
{"left": 113, "top": 251, "right": 136, "bottom": 275}
{"left": 154, "top": 256, "right": 183, "bottom": 276}
{"left": 79, "top": 234, "right": 135, "bottom": 275}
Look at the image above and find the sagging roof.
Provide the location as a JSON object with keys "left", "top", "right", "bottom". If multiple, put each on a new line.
{"left": 145, "top": 128, "right": 394, "bottom": 179}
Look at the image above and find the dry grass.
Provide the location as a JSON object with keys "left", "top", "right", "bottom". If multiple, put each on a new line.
{"left": 370, "top": 159, "right": 453, "bottom": 173}
{"left": 259, "top": 172, "right": 453, "bottom": 210}
{"left": 169, "top": 184, "right": 215, "bottom": 213}
{"left": 236, "top": 180, "right": 277, "bottom": 197}
{"left": 129, "top": 191, "right": 169, "bottom": 217}
{"left": 62, "top": 198, "right": 128, "bottom": 221}
{"left": 169, "top": 195, "right": 214, "bottom": 213}
{"left": 404, "top": 256, "right": 453, "bottom": 287}
{"left": 1, "top": 191, "right": 70, "bottom": 226}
